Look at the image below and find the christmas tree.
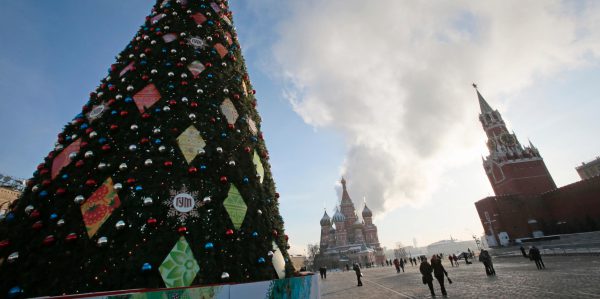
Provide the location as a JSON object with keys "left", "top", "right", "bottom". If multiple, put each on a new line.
{"left": 0, "top": 0, "right": 294, "bottom": 297}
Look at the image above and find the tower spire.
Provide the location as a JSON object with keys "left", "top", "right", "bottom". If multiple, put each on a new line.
{"left": 473, "top": 83, "right": 493, "bottom": 114}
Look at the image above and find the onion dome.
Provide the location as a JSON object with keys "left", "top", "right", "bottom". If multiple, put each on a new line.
{"left": 332, "top": 208, "right": 346, "bottom": 222}
{"left": 362, "top": 204, "right": 372, "bottom": 218}
{"left": 320, "top": 210, "right": 331, "bottom": 226}
{"left": 352, "top": 218, "right": 363, "bottom": 228}
{"left": 329, "top": 227, "right": 336, "bottom": 233}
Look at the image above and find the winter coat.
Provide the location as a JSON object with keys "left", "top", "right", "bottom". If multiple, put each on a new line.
{"left": 431, "top": 259, "right": 447, "bottom": 278}
{"left": 419, "top": 261, "right": 434, "bottom": 283}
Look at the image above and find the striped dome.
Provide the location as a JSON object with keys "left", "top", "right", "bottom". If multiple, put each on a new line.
{"left": 320, "top": 211, "right": 331, "bottom": 226}
{"left": 332, "top": 208, "right": 346, "bottom": 222}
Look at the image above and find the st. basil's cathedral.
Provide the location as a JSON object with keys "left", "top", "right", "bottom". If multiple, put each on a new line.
{"left": 317, "top": 178, "right": 385, "bottom": 267}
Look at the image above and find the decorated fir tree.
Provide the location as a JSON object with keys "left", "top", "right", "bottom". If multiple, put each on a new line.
{"left": 0, "top": 0, "right": 294, "bottom": 297}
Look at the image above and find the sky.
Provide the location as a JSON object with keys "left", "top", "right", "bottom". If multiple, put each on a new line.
{"left": 1, "top": 1, "right": 600, "bottom": 255}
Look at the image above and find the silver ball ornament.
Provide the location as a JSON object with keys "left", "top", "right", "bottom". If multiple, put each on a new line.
{"left": 153, "top": 128, "right": 161, "bottom": 135}
{"left": 189, "top": 113, "right": 196, "bottom": 120}
{"left": 228, "top": 161, "right": 236, "bottom": 166}
{"left": 116, "top": 94, "right": 123, "bottom": 100}
{"left": 143, "top": 197, "right": 154, "bottom": 206}
{"left": 127, "top": 85, "right": 134, "bottom": 91}
{"left": 84, "top": 151, "right": 94, "bottom": 158}
{"left": 113, "top": 183, "right": 123, "bottom": 190}
{"left": 163, "top": 106, "right": 171, "bottom": 112}
{"left": 223, "top": 88, "right": 229, "bottom": 94}
{"left": 216, "top": 147, "right": 223, "bottom": 154}
{"left": 203, "top": 196, "right": 211, "bottom": 204}
{"left": 151, "top": 69, "right": 158, "bottom": 75}
{"left": 181, "top": 97, "right": 188, "bottom": 103}
{"left": 198, "top": 149, "right": 205, "bottom": 155}
{"left": 97, "top": 236, "right": 108, "bottom": 247}
{"left": 158, "top": 145, "right": 167, "bottom": 153}
{"left": 221, "top": 272, "right": 230, "bottom": 279}
{"left": 68, "top": 152, "right": 78, "bottom": 159}
{"left": 130, "top": 124, "right": 138, "bottom": 131}
{"left": 7, "top": 252, "right": 19, "bottom": 263}
{"left": 151, "top": 40, "right": 157, "bottom": 45}
{"left": 196, "top": 89, "right": 203, "bottom": 94}
{"left": 181, "top": 73, "right": 188, "bottom": 79}
{"left": 168, "top": 72, "right": 175, "bottom": 77}
{"left": 119, "top": 163, "right": 128, "bottom": 171}
{"left": 32, "top": 185, "right": 40, "bottom": 193}
{"left": 257, "top": 209, "right": 263, "bottom": 215}
{"left": 170, "top": 49, "right": 177, "bottom": 54}
{"left": 115, "top": 220, "right": 126, "bottom": 230}
{"left": 24, "top": 205, "right": 34, "bottom": 214}
{"left": 57, "top": 219, "right": 65, "bottom": 227}
{"left": 144, "top": 159, "right": 153, "bottom": 166}
{"left": 98, "top": 162, "right": 107, "bottom": 170}
{"left": 129, "top": 145, "right": 137, "bottom": 151}
{"left": 74, "top": 195, "right": 85, "bottom": 204}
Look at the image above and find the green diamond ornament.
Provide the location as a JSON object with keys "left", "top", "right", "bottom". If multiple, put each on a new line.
{"left": 253, "top": 151, "right": 264, "bottom": 184}
{"left": 223, "top": 184, "right": 247, "bottom": 230}
{"left": 177, "top": 125, "right": 206, "bottom": 164}
{"left": 159, "top": 237, "right": 200, "bottom": 288}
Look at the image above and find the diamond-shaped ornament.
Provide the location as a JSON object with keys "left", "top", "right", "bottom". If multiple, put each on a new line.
{"left": 177, "top": 125, "right": 206, "bottom": 164}
{"left": 272, "top": 241, "right": 286, "bottom": 279}
{"left": 247, "top": 118, "right": 258, "bottom": 136}
{"left": 220, "top": 98, "right": 238, "bottom": 125}
{"left": 81, "top": 177, "right": 121, "bottom": 238}
{"left": 133, "top": 83, "right": 161, "bottom": 113}
{"left": 187, "top": 61, "right": 205, "bottom": 77}
{"left": 51, "top": 138, "right": 81, "bottom": 179}
{"left": 214, "top": 43, "right": 228, "bottom": 58}
{"left": 159, "top": 237, "right": 200, "bottom": 288}
{"left": 253, "top": 151, "right": 264, "bottom": 184}
{"left": 222, "top": 184, "right": 247, "bottom": 230}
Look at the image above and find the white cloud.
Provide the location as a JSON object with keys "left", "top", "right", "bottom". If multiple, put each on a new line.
{"left": 272, "top": 0, "right": 600, "bottom": 215}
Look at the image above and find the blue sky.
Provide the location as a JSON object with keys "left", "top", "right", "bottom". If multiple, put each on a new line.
{"left": 1, "top": 1, "right": 600, "bottom": 254}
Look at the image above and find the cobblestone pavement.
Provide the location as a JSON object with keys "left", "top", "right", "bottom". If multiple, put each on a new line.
{"left": 320, "top": 256, "right": 600, "bottom": 298}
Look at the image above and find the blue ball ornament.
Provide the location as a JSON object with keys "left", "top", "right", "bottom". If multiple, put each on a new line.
{"left": 50, "top": 213, "right": 58, "bottom": 220}
{"left": 61, "top": 174, "right": 69, "bottom": 180}
{"left": 165, "top": 62, "right": 172, "bottom": 67}
{"left": 111, "top": 110, "right": 118, "bottom": 115}
{"left": 135, "top": 186, "right": 143, "bottom": 191}
{"left": 140, "top": 60, "right": 147, "bottom": 65}
{"left": 154, "top": 139, "right": 162, "bottom": 145}
{"left": 251, "top": 137, "right": 258, "bottom": 142}
{"left": 221, "top": 133, "right": 227, "bottom": 138}
{"left": 99, "top": 137, "right": 107, "bottom": 144}
{"left": 162, "top": 49, "right": 167, "bottom": 53}
{"left": 39, "top": 191, "right": 48, "bottom": 198}
{"left": 6, "top": 213, "right": 16, "bottom": 222}
{"left": 80, "top": 124, "right": 88, "bottom": 130}
{"left": 251, "top": 232, "right": 258, "bottom": 238}
{"left": 207, "top": 74, "right": 214, "bottom": 79}
{"left": 65, "top": 135, "right": 72, "bottom": 141}
{"left": 7, "top": 286, "right": 22, "bottom": 298}
{"left": 205, "top": 242, "right": 214, "bottom": 249}
{"left": 168, "top": 84, "right": 175, "bottom": 90}
{"left": 243, "top": 177, "right": 249, "bottom": 184}
{"left": 154, "top": 108, "right": 161, "bottom": 113}
{"left": 258, "top": 257, "right": 265, "bottom": 264}
{"left": 200, "top": 165, "right": 207, "bottom": 171}
{"left": 125, "top": 97, "right": 133, "bottom": 103}
{"left": 141, "top": 263, "right": 152, "bottom": 272}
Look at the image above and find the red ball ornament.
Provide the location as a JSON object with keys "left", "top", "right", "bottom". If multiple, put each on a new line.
{"left": 85, "top": 179, "right": 97, "bottom": 187}
{"left": 163, "top": 161, "right": 173, "bottom": 168}
{"left": 169, "top": 99, "right": 177, "bottom": 106}
{"left": 227, "top": 124, "right": 234, "bottom": 129}
{"left": 233, "top": 94, "right": 240, "bottom": 100}
{"left": 275, "top": 192, "right": 280, "bottom": 199}
{"left": 178, "top": 226, "right": 188, "bottom": 234}
{"left": 42, "top": 179, "right": 51, "bottom": 187}
{"left": 85, "top": 128, "right": 94, "bottom": 135}
{"left": 272, "top": 230, "right": 278, "bottom": 237}
{"left": 42, "top": 235, "right": 56, "bottom": 246}
{"left": 108, "top": 85, "right": 116, "bottom": 91}
{"left": 107, "top": 99, "right": 116, "bottom": 106}
{"left": 210, "top": 117, "right": 216, "bottom": 123}
{"left": 32, "top": 220, "right": 43, "bottom": 230}
{"left": 0, "top": 240, "right": 10, "bottom": 249}
{"left": 110, "top": 124, "right": 119, "bottom": 131}
{"left": 75, "top": 160, "right": 85, "bottom": 168}
{"left": 65, "top": 233, "right": 78, "bottom": 242}
{"left": 101, "top": 144, "right": 111, "bottom": 151}
{"left": 126, "top": 178, "right": 136, "bottom": 184}
{"left": 205, "top": 62, "right": 212, "bottom": 68}
{"left": 40, "top": 169, "right": 49, "bottom": 176}
{"left": 147, "top": 218, "right": 157, "bottom": 226}
{"left": 55, "top": 188, "right": 66, "bottom": 196}
{"left": 37, "top": 163, "right": 46, "bottom": 170}
{"left": 244, "top": 147, "right": 251, "bottom": 153}
{"left": 82, "top": 105, "right": 90, "bottom": 113}
{"left": 188, "top": 167, "right": 198, "bottom": 174}
{"left": 110, "top": 64, "right": 117, "bottom": 72}
{"left": 142, "top": 75, "right": 149, "bottom": 81}
{"left": 142, "top": 113, "right": 151, "bottom": 119}
{"left": 140, "top": 137, "right": 149, "bottom": 144}
{"left": 120, "top": 111, "right": 129, "bottom": 117}
{"left": 220, "top": 176, "right": 228, "bottom": 183}
{"left": 190, "top": 102, "right": 198, "bottom": 108}
{"left": 176, "top": 62, "right": 184, "bottom": 68}
{"left": 285, "top": 234, "right": 289, "bottom": 241}
{"left": 80, "top": 141, "right": 89, "bottom": 148}
{"left": 225, "top": 229, "right": 234, "bottom": 236}
{"left": 30, "top": 210, "right": 40, "bottom": 219}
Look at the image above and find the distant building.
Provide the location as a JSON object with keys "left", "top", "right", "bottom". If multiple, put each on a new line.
{"left": 473, "top": 87, "right": 600, "bottom": 246}
{"left": 289, "top": 255, "right": 307, "bottom": 271}
{"left": 425, "top": 239, "right": 478, "bottom": 255}
{"left": 576, "top": 157, "right": 600, "bottom": 180}
{"left": 0, "top": 173, "right": 25, "bottom": 214}
{"left": 316, "top": 178, "right": 385, "bottom": 268}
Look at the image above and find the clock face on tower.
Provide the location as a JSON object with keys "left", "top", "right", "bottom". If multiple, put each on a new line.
{"left": 500, "top": 133, "right": 515, "bottom": 146}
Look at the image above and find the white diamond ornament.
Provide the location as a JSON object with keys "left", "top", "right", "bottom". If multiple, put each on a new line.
{"left": 253, "top": 151, "right": 264, "bottom": 184}
{"left": 220, "top": 98, "right": 238, "bottom": 125}
{"left": 247, "top": 118, "right": 258, "bottom": 136}
{"left": 176, "top": 126, "right": 206, "bottom": 164}
{"left": 272, "top": 241, "right": 286, "bottom": 279}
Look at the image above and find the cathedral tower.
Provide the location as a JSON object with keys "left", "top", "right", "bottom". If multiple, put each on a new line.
{"left": 476, "top": 85, "right": 556, "bottom": 195}
{"left": 319, "top": 210, "right": 331, "bottom": 250}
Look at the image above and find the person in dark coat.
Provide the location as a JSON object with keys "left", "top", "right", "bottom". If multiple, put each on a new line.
{"left": 393, "top": 258, "right": 401, "bottom": 273}
{"left": 399, "top": 258, "right": 405, "bottom": 272}
{"left": 520, "top": 245, "right": 528, "bottom": 258}
{"left": 529, "top": 246, "right": 545, "bottom": 270}
{"left": 352, "top": 263, "right": 363, "bottom": 286}
{"left": 419, "top": 257, "right": 436, "bottom": 297}
{"left": 448, "top": 255, "right": 454, "bottom": 267}
{"left": 431, "top": 255, "right": 448, "bottom": 296}
{"left": 478, "top": 250, "right": 495, "bottom": 276}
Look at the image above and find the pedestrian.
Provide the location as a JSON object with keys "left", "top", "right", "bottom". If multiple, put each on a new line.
{"left": 449, "top": 255, "right": 454, "bottom": 267}
{"left": 419, "top": 257, "right": 436, "bottom": 297}
{"left": 393, "top": 258, "right": 400, "bottom": 273}
{"left": 345, "top": 264, "right": 350, "bottom": 271}
{"left": 431, "top": 255, "right": 449, "bottom": 297}
{"left": 528, "top": 246, "right": 545, "bottom": 270}
{"left": 520, "top": 245, "right": 528, "bottom": 258}
{"left": 353, "top": 263, "right": 363, "bottom": 286}
{"left": 478, "top": 249, "right": 495, "bottom": 275}
{"left": 319, "top": 266, "right": 325, "bottom": 279}
{"left": 400, "top": 258, "right": 405, "bottom": 272}
{"left": 453, "top": 254, "right": 459, "bottom": 267}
